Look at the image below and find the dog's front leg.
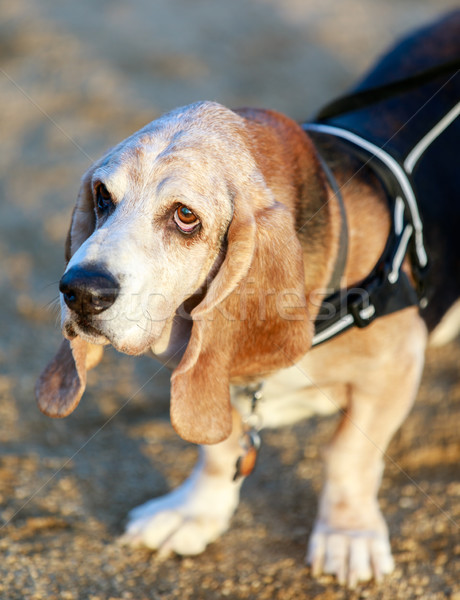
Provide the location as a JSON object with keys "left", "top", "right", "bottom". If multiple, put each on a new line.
{"left": 307, "top": 315, "right": 427, "bottom": 587}
{"left": 122, "top": 408, "right": 244, "bottom": 556}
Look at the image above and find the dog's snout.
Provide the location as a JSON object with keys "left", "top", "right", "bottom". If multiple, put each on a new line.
{"left": 59, "top": 265, "right": 119, "bottom": 316}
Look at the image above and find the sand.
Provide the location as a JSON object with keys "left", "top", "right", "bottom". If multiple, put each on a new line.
{"left": 0, "top": 1, "right": 459, "bottom": 598}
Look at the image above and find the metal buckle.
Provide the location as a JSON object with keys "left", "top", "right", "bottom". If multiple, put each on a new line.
{"left": 347, "top": 291, "right": 376, "bottom": 328}
{"left": 233, "top": 383, "right": 264, "bottom": 481}
{"left": 233, "top": 429, "right": 261, "bottom": 481}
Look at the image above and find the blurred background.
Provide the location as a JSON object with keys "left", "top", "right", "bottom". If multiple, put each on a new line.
{"left": 1, "top": 1, "right": 459, "bottom": 598}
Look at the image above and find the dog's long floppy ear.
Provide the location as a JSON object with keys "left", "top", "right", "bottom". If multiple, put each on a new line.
{"left": 36, "top": 338, "right": 103, "bottom": 417}
{"left": 36, "top": 167, "right": 103, "bottom": 417}
{"left": 171, "top": 187, "right": 313, "bottom": 445}
{"left": 65, "top": 166, "right": 97, "bottom": 263}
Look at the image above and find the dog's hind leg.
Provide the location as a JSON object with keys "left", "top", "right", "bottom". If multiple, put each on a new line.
{"left": 121, "top": 408, "right": 245, "bottom": 556}
{"left": 307, "top": 310, "right": 427, "bottom": 588}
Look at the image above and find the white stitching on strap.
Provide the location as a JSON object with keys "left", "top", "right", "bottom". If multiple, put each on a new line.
{"left": 304, "top": 123, "right": 428, "bottom": 268}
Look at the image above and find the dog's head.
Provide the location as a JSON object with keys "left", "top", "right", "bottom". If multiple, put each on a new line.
{"left": 36, "top": 101, "right": 318, "bottom": 443}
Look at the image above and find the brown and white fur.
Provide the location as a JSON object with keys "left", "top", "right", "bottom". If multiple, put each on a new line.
{"left": 35, "top": 33, "right": 459, "bottom": 588}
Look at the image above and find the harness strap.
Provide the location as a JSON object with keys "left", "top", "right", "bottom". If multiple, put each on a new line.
{"left": 300, "top": 58, "right": 459, "bottom": 347}
{"left": 311, "top": 203, "right": 420, "bottom": 347}
{"left": 315, "top": 151, "right": 348, "bottom": 293}
{"left": 303, "top": 126, "right": 428, "bottom": 347}
{"left": 304, "top": 123, "right": 428, "bottom": 269}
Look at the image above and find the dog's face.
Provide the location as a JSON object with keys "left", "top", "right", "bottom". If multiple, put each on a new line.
{"left": 62, "top": 103, "right": 242, "bottom": 356}
{"left": 38, "top": 101, "right": 315, "bottom": 443}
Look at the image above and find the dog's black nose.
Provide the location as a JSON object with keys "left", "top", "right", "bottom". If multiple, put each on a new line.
{"left": 59, "top": 265, "right": 119, "bottom": 316}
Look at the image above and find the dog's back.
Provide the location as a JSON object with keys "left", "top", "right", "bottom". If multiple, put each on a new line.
{"left": 320, "top": 11, "right": 460, "bottom": 331}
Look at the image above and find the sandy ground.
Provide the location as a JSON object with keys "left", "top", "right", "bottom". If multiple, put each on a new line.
{"left": 0, "top": 1, "right": 459, "bottom": 598}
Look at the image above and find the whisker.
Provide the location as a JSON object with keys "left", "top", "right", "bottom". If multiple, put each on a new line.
{"left": 42, "top": 296, "right": 60, "bottom": 311}
{"left": 37, "top": 280, "right": 61, "bottom": 293}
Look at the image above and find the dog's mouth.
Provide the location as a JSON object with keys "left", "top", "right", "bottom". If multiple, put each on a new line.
{"left": 62, "top": 312, "right": 170, "bottom": 357}
{"left": 63, "top": 318, "right": 109, "bottom": 345}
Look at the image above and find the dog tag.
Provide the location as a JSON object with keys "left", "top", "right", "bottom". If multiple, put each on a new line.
{"left": 233, "top": 429, "right": 261, "bottom": 481}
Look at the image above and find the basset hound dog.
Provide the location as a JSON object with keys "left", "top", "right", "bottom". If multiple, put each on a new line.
{"left": 36, "top": 13, "right": 460, "bottom": 588}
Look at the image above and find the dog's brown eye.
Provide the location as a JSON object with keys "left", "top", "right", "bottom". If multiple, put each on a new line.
{"left": 96, "top": 183, "right": 114, "bottom": 213}
{"left": 174, "top": 205, "right": 199, "bottom": 232}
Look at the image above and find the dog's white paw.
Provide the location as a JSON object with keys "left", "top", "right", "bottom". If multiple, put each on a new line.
{"left": 306, "top": 523, "right": 394, "bottom": 588}
{"left": 121, "top": 463, "right": 241, "bottom": 556}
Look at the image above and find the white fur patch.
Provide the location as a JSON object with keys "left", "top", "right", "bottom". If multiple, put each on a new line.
{"left": 121, "top": 453, "right": 242, "bottom": 556}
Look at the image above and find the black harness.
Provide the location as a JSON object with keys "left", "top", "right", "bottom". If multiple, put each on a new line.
{"left": 302, "top": 60, "right": 460, "bottom": 347}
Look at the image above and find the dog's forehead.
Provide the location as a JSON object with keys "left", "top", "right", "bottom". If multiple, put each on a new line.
{"left": 93, "top": 102, "right": 249, "bottom": 204}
